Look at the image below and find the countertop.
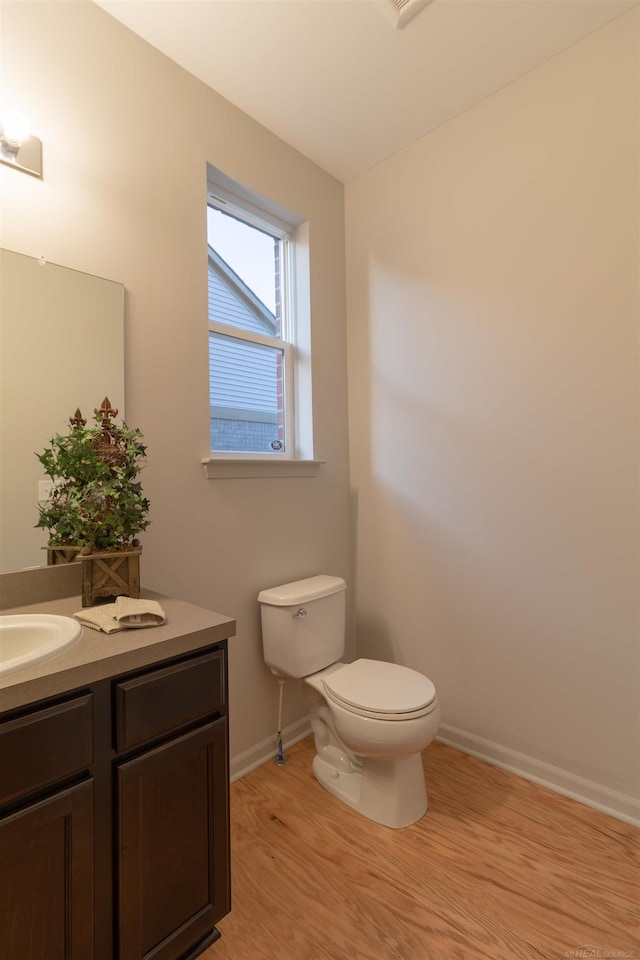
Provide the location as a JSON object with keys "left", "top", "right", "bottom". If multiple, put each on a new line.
{"left": 0, "top": 591, "right": 236, "bottom": 713}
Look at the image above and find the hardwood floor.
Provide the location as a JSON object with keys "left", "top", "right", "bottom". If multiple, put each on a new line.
{"left": 206, "top": 737, "right": 639, "bottom": 960}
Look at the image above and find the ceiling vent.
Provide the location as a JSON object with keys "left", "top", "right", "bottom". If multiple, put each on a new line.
{"left": 388, "top": 0, "right": 434, "bottom": 29}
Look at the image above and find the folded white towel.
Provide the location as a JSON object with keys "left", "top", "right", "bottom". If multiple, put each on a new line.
{"left": 74, "top": 597, "right": 166, "bottom": 634}
{"left": 115, "top": 596, "right": 166, "bottom": 628}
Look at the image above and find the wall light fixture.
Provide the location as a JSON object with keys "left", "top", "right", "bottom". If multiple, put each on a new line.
{"left": 0, "top": 109, "right": 43, "bottom": 178}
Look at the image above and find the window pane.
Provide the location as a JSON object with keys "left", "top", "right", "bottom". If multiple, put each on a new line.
{"left": 209, "top": 333, "right": 285, "bottom": 454}
{"left": 207, "top": 206, "right": 281, "bottom": 337}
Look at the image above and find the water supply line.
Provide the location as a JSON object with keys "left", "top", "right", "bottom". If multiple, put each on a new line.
{"left": 274, "top": 675, "right": 287, "bottom": 765}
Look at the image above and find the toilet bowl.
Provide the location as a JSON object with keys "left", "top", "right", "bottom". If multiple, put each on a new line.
{"left": 258, "top": 575, "right": 441, "bottom": 829}
{"left": 305, "top": 660, "right": 440, "bottom": 828}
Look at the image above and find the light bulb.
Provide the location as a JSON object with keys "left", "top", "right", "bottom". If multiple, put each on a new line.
{"left": 0, "top": 109, "right": 31, "bottom": 149}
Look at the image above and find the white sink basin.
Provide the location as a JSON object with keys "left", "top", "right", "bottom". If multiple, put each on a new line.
{"left": 0, "top": 614, "right": 82, "bottom": 679}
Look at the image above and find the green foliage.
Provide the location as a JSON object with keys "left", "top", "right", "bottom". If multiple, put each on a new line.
{"left": 36, "top": 412, "right": 151, "bottom": 553}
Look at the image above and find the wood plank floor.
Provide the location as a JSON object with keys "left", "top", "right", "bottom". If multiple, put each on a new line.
{"left": 205, "top": 737, "right": 639, "bottom": 960}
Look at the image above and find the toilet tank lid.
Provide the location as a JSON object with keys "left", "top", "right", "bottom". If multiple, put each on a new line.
{"left": 258, "top": 575, "right": 346, "bottom": 606}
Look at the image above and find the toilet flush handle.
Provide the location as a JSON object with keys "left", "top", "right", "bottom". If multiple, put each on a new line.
{"left": 292, "top": 607, "right": 307, "bottom": 619}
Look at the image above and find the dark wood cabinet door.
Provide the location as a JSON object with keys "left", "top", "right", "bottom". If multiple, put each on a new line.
{"left": 0, "top": 779, "right": 94, "bottom": 960}
{"left": 117, "top": 718, "right": 230, "bottom": 960}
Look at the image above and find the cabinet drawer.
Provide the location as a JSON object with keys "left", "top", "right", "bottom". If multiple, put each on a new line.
{"left": 0, "top": 694, "right": 93, "bottom": 807}
{"left": 115, "top": 649, "right": 225, "bottom": 752}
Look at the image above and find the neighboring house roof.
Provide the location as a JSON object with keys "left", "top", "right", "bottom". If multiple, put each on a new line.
{"left": 208, "top": 246, "right": 276, "bottom": 336}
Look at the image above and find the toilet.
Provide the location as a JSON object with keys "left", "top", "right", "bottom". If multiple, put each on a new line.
{"left": 257, "top": 575, "right": 440, "bottom": 829}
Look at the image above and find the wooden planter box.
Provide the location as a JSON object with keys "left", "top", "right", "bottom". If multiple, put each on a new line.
{"left": 44, "top": 546, "right": 82, "bottom": 566}
{"left": 80, "top": 549, "right": 141, "bottom": 608}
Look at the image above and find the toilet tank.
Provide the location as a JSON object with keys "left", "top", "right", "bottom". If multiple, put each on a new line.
{"left": 257, "top": 575, "right": 346, "bottom": 678}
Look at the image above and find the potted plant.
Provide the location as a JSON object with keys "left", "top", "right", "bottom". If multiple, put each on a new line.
{"left": 36, "top": 398, "right": 151, "bottom": 605}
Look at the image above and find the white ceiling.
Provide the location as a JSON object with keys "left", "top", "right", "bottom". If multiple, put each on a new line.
{"left": 94, "top": 0, "right": 637, "bottom": 182}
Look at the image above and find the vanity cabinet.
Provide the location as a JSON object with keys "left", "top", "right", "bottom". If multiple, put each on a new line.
{"left": 0, "top": 640, "right": 230, "bottom": 960}
{"left": 0, "top": 779, "right": 95, "bottom": 960}
{"left": 118, "top": 719, "right": 228, "bottom": 960}
{"left": 0, "top": 693, "right": 95, "bottom": 960}
{"left": 115, "top": 649, "right": 229, "bottom": 960}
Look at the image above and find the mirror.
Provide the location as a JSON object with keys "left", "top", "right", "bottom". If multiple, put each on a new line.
{"left": 0, "top": 249, "right": 125, "bottom": 573}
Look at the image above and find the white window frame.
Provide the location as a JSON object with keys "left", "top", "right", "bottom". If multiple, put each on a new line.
{"left": 202, "top": 167, "right": 323, "bottom": 478}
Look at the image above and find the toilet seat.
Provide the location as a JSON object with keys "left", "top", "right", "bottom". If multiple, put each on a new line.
{"left": 322, "top": 659, "right": 437, "bottom": 721}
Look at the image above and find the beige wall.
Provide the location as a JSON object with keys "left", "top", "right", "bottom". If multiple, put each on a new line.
{"left": 0, "top": 0, "right": 352, "bottom": 764}
{"left": 2, "top": 0, "right": 637, "bottom": 814}
{"left": 346, "top": 11, "right": 639, "bottom": 809}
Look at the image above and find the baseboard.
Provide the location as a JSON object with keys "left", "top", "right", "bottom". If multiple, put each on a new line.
{"left": 230, "top": 717, "right": 312, "bottom": 783}
{"left": 437, "top": 723, "right": 640, "bottom": 827}
{"left": 230, "top": 718, "right": 640, "bottom": 826}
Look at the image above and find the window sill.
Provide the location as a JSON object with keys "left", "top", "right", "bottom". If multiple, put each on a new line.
{"left": 201, "top": 457, "right": 325, "bottom": 479}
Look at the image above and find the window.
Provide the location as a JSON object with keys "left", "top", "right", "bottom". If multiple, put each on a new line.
{"left": 204, "top": 167, "right": 319, "bottom": 478}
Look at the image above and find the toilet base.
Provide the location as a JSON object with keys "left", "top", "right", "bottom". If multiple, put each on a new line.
{"left": 312, "top": 750, "right": 428, "bottom": 829}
